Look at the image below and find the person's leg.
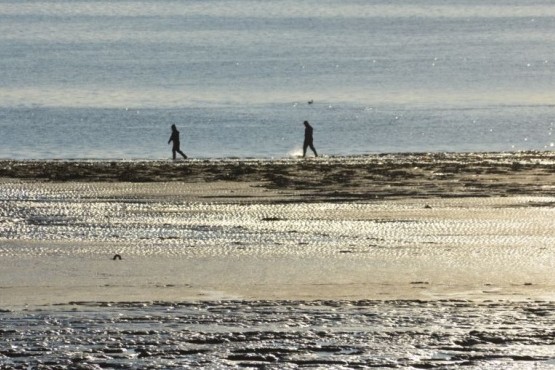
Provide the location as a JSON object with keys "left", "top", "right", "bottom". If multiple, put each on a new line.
{"left": 303, "top": 142, "right": 308, "bottom": 157}
{"left": 177, "top": 149, "right": 187, "bottom": 159}
{"left": 172, "top": 149, "right": 177, "bottom": 160}
{"left": 309, "top": 143, "right": 318, "bottom": 157}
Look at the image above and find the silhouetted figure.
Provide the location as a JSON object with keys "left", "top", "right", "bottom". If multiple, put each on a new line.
{"left": 302, "top": 120, "right": 318, "bottom": 157}
{"left": 168, "top": 124, "right": 187, "bottom": 160}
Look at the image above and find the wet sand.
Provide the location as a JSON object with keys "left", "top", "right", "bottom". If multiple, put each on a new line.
{"left": 1, "top": 152, "right": 555, "bottom": 367}
{"left": 2, "top": 151, "right": 555, "bottom": 200}
{"left": 3, "top": 299, "right": 555, "bottom": 369}
{"left": 1, "top": 151, "right": 555, "bottom": 307}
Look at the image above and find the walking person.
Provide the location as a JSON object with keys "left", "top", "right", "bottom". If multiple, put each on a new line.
{"left": 302, "top": 120, "right": 318, "bottom": 157}
{"left": 168, "top": 124, "right": 187, "bottom": 160}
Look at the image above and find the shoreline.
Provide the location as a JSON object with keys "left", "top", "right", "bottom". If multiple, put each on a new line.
{"left": 1, "top": 151, "right": 555, "bottom": 201}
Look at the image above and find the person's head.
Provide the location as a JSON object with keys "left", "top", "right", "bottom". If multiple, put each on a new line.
{"left": 171, "top": 124, "right": 177, "bottom": 131}
{"left": 303, "top": 121, "right": 309, "bottom": 127}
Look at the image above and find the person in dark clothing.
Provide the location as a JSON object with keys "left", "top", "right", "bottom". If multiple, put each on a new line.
{"left": 302, "top": 120, "right": 318, "bottom": 157}
{"left": 168, "top": 124, "right": 187, "bottom": 160}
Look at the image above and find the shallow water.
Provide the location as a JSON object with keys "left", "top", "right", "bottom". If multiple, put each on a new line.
{"left": 1, "top": 0, "right": 555, "bottom": 159}
{"left": 2, "top": 300, "right": 555, "bottom": 369}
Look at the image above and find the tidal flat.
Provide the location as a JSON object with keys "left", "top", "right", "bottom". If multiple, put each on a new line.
{"left": 1, "top": 152, "right": 555, "bottom": 368}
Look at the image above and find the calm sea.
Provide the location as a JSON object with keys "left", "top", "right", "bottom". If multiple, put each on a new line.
{"left": 1, "top": 0, "right": 555, "bottom": 159}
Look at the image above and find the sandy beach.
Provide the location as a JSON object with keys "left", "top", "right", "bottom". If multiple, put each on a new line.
{"left": 1, "top": 152, "right": 555, "bottom": 368}
{"left": 1, "top": 151, "right": 555, "bottom": 306}
{"left": 1, "top": 151, "right": 555, "bottom": 303}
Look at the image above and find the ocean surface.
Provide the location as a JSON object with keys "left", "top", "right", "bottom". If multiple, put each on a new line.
{"left": 1, "top": 0, "right": 555, "bottom": 159}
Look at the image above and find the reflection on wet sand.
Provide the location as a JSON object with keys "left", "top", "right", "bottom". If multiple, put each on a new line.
{"left": 1, "top": 152, "right": 555, "bottom": 368}
{"left": 2, "top": 300, "right": 555, "bottom": 368}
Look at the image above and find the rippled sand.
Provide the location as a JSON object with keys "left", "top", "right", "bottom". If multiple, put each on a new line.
{"left": 1, "top": 153, "right": 555, "bottom": 367}
{"left": 2, "top": 300, "right": 555, "bottom": 369}
{"left": 1, "top": 181, "right": 555, "bottom": 306}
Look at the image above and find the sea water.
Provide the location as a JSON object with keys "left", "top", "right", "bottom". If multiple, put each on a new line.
{"left": 1, "top": 0, "right": 555, "bottom": 159}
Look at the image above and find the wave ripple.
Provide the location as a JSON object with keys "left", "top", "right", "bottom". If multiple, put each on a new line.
{"left": 1, "top": 300, "right": 555, "bottom": 369}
